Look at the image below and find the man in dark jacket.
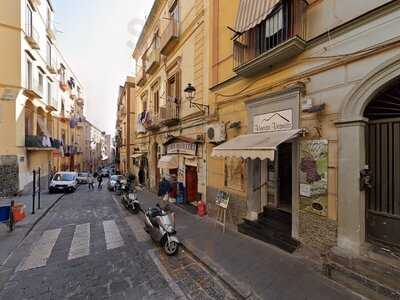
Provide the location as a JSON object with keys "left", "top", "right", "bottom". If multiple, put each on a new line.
{"left": 158, "top": 177, "right": 171, "bottom": 202}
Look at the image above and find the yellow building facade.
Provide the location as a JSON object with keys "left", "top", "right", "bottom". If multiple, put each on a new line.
{"left": 207, "top": 0, "right": 400, "bottom": 256}
{"left": 0, "top": 0, "right": 86, "bottom": 195}
{"left": 131, "top": 0, "right": 209, "bottom": 203}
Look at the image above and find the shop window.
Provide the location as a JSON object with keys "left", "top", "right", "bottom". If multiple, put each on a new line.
{"left": 224, "top": 157, "right": 245, "bottom": 191}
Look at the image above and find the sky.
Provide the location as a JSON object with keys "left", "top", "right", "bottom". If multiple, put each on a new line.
{"left": 53, "top": 0, "right": 154, "bottom": 135}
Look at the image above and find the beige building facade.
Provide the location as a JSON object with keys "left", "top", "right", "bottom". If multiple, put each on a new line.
{"left": 131, "top": 0, "right": 209, "bottom": 202}
{"left": 0, "top": 0, "right": 87, "bottom": 195}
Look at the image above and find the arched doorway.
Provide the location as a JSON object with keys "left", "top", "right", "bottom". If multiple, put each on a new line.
{"left": 337, "top": 54, "right": 400, "bottom": 255}
{"left": 364, "top": 79, "right": 400, "bottom": 249}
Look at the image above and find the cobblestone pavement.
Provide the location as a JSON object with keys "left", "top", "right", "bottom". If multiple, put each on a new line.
{"left": 0, "top": 184, "right": 237, "bottom": 300}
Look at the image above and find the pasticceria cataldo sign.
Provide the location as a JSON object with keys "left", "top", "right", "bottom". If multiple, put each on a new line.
{"left": 167, "top": 142, "right": 197, "bottom": 156}
{"left": 253, "top": 109, "right": 293, "bottom": 133}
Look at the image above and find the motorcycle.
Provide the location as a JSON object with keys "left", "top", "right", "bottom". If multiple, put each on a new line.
{"left": 120, "top": 184, "right": 141, "bottom": 214}
{"left": 143, "top": 203, "right": 180, "bottom": 256}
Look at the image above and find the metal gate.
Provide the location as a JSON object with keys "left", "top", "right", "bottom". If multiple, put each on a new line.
{"left": 366, "top": 118, "right": 400, "bottom": 248}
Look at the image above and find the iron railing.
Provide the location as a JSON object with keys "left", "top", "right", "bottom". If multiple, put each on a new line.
{"left": 160, "top": 20, "right": 179, "bottom": 55}
{"left": 159, "top": 101, "right": 179, "bottom": 124}
{"left": 233, "top": 0, "right": 306, "bottom": 69}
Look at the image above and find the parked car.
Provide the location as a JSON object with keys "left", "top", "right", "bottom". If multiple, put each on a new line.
{"left": 107, "top": 175, "right": 126, "bottom": 191}
{"left": 49, "top": 172, "right": 78, "bottom": 193}
{"left": 101, "top": 168, "right": 110, "bottom": 178}
{"left": 77, "top": 172, "right": 89, "bottom": 184}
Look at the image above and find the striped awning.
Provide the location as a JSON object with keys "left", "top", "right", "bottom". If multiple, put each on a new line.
{"left": 235, "top": 0, "right": 281, "bottom": 33}
{"left": 212, "top": 129, "right": 301, "bottom": 161}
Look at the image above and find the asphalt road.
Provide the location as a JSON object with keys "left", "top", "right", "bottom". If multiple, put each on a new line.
{"left": 0, "top": 183, "right": 237, "bottom": 300}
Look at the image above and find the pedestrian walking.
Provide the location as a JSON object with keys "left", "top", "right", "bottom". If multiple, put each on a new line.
{"left": 88, "top": 173, "right": 94, "bottom": 191}
{"left": 97, "top": 175, "right": 103, "bottom": 189}
{"left": 158, "top": 177, "right": 171, "bottom": 203}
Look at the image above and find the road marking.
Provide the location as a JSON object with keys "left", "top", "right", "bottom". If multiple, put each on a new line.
{"left": 17, "top": 228, "right": 61, "bottom": 272}
{"left": 68, "top": 223, "right": 90, "bottom": 260}
{"left": 103, "top": 220, "right": 124, "bottom": 250}
{"left": 148, "top": 249, "right": 187, "bottom": 299}
{"left": 125, "top": 216, "right": 149, "bottom": 242}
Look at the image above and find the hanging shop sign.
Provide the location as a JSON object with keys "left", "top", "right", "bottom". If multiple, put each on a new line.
{"left": 167, "top": 142, "right": 197, "bottom": 156}
{"left": 253, "top": 109, "right": 293, "bottom": 133}
{"left": 299, "top": 140, "right": 328, "bottom": 217}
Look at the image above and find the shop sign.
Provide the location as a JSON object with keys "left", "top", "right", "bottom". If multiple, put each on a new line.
{"left": 253, "top": 109, "right": 293, "bottom": 133}
{"left": 167, "top": 142, "right": 197, "bottom": 156}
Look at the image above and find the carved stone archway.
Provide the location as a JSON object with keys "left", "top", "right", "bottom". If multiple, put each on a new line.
{"left": 336, "top": 53, "right": 400, "bottom": 255}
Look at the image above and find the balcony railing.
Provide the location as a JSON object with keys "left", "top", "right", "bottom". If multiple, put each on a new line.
{"left": 233, "top": 0, "right": 306, "bottom": 77}
{"left": 159, "top": 101, "right": 179, "bottom": 126}
{"left": 25, "top": 135, "right": 60, "bottom": 150}
{"left": 160, "top": 20, "right": 179, "bottom": 55}
{"left": 24, "top": 76, "right": 42, "bottom": 99}
{"left": 145, "top": 48, "right": 160, "bottom": 74}
{"left": 25, "top": 26, "right": 40, "bottom": 49}
{"left": 136, "top": 67, "right": 146, "bottom": 86}
{"left": 47, "top": 57, "right": 57, "bottom": 74}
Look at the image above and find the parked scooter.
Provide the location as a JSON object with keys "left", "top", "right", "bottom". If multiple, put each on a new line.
{"left": 120, "top": 184, "right": 140, "bottom": 214}
{"left": 143, "top": 203, "right": 179, "bottom": 255}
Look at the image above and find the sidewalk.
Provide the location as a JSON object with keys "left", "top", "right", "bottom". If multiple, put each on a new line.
{"left": 138, "top": 190, "right": 362, "bottom": 300}
{"left": 0, "top": 179, "right": 64, "bottom": 266}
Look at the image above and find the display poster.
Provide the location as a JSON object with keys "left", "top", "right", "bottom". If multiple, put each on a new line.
{"left": 299, "top": 140, "right": 328, "bottom": 216}
{"left": 216, "top": 191, "right": 230, "bottom": 209}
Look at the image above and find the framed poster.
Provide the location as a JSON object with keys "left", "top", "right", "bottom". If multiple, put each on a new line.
{"left": 216, "top": 191, "right": 230, "bottom": 209}
{"left": 299, "top": 140, "right": 328, "bottom": 216}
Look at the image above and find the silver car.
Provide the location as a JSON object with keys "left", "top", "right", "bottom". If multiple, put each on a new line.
{"left": 77, "top": 172, "right": 89, "bottom": 184}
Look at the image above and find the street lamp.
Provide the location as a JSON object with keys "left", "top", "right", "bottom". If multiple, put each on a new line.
{"left": 184, "top": 83, "right": 209, "bottom": 115}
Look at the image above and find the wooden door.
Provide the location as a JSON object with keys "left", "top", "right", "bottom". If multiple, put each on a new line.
{"left": 366, "top": 119, "right": 400, "bottom": 248}
{"left": 185, "top": 166, "right": 198, "bottom": 202}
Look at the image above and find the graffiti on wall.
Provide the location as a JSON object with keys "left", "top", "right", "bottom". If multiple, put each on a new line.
{"left": 299, "top": 140, "right": 328, "bottom": 216}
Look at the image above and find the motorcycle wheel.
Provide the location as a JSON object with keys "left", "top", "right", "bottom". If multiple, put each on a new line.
{"left": 128, "top": 205, "right": 139, "bottom": 215}
{"left": 164, "top": 240, "right": 179, "bottom": 256}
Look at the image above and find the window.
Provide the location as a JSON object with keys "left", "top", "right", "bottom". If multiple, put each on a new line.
{"left": 38, "top": 70, "right": 44, "bottom": 95}
{"left": 167, "top": 73, "right": 180, "bottom": 103}
{"left": 26, "top": 5, "right": 32, "bottom": 36}
{"left": 25, "top": 59, "right": 32, "bottom": 89}
{"left": 169, "top": 1, "right": 179, "bottom": 22}
{"left": 153, "top": 89, "right": 160, "bottom": 114}
{"left": 265, "top": 6, "right": 283, "bottom": 38}
{"left": 47, "top": 81, "right": 52, "bottom": 104}
{"left": 46, "top": 40, "right": 52, "bottom": 65}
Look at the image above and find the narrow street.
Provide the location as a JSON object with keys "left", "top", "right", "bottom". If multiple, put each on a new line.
{"left": 0, "top": 183, "right": 237, "bottom": 300}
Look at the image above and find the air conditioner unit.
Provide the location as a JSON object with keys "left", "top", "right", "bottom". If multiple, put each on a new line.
{"left": 206, "top": 123, "right": 226, "bottom": 143}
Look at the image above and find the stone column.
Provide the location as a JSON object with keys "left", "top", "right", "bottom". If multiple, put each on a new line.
{"left": 336, "top": 120, "right": 367, "bottom": 255}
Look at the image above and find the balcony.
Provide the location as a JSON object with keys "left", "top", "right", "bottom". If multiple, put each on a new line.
{"left": 46, "top": 97, "right": 58, "bottom": 111}
{"left": 159, "top": 101, "right": 179, "bottom": 127}
{"left": 233, "top": 0, "right": 306, "bottom": 77}
{"left": 76, "top": 97, "right": 84, "bottom": 106}
{"left": 60, "top": 81, "right": 68, "bottom": 91}
{"left": 28, "top": 0, "right": 41, "bottom": 11}
{"left": 145, "top": 48, "right": 160, "bottom": 74}
{"left": 25, "top": 26, "right": 40, "bottom": 50}
{"left": 136, "top": 67, "right": 146, "bottom": 87}
{"left": 24, "top": 77, "right": 42, "bottom": 99}
{"left": 143, "top": 112, "right": 161, "bottom": 131}
{"left": 160, "top": 20, "right": 179, "bottom": 56}
{"left": 46, "top": 22, "right": 56, "bottom": 41}
{"left": 25, "top": 135, "right": 58, "bottom": 151}
{"left": 46, "top": 57, "right": 57, "bottom": 74}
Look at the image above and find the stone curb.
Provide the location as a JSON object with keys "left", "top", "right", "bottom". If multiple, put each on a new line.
{"left": 181, "top": 239, "right": 257, "bottom": 300}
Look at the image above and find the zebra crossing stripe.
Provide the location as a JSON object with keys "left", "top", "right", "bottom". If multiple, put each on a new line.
{"left": 17, "top": 228, "right": 61, "bottom": 272}
{"left": 103, "top": 220, "right": 124, "bottom": 250}
{"left": 68, "top": 223, "right": 90, "bottom": 260}
{"left": 125, "top": 216, "right": 149, "bottom": 242}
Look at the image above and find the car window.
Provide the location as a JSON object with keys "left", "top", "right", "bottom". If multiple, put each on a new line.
{"left": 110, "top": 175, "right": 118, "bottom": 180}
{"left": 53, "top": 174, "right": 76, "bottom": 181}
{"left": 78, "top": 173, "right": 88, "bottom": 177}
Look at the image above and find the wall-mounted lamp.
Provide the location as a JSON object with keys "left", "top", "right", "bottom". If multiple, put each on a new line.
{"left": 184, "top": 83, "right": 209, "bottom": 115}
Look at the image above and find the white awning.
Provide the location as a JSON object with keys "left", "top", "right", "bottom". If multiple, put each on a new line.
{"left": 235, "top": 0, "right": 281, "bottom": 33}
{"left": 158, "top": 155, "right": 179, "bottom": 169}
{"left": 212, "top": 129, "right": 301, "bottom": 160}
{"left": 131, "top": 153, "right": 144, "bottom": 159}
